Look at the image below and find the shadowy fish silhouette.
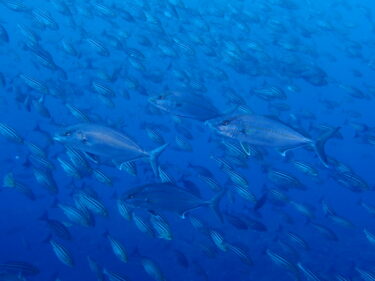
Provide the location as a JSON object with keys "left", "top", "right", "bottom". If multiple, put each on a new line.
{"left": 122, "top": 182, "right": 225, "bottom": 221}
{"left": 149, "top": 91, "right": 234, "bottom": 121}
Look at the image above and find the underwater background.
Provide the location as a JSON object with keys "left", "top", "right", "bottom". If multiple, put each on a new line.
{"left": 0, "top": 0, "right": 374, "bottom": 280}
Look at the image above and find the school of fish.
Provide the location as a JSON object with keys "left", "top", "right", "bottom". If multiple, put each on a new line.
{"left": 0, "top": 0, "right": 374, "bottom": 280}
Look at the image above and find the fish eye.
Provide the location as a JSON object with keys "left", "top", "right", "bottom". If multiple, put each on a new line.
{"left": 76, "top": 131, "right": 88, "bottom": 144}
{"left": 63, "top": 131, "right": 71, "bottom": 136}
{"left": 221, "top": 120, "right": 230, "bottom": 126}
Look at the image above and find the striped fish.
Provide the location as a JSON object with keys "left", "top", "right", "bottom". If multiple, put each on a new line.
{"left": 266, "top": 249, "right": 300, "bottom": 281}
{"left": 141, "top": 258, "right": 166, "bottom": 281}
{"left": 49, "top": 239, "right": 74, "bottom": 267}
{"left": 0, "top": 122, "right": 23, "bottom": 143}
{"left": 209, "top": 230, "right": 227, "bottom": 252}
{"left": 355, "top": 267, "right": 375, "bottom": 281}
{"left": 297, "top": 262, "right": 323, "bottom": 281}
{"left": 74, "top": 190, "right": 108, "bottom": 217}
{"left": 150, "top": 214, "right": 172, "bottom": 240}
{"left": 105, "top": 233, "right": 128, "bottom": 263}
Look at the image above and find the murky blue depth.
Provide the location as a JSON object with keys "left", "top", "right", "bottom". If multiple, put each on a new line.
{"left": 0, "top": 0, "right": 374, "bottom": 280}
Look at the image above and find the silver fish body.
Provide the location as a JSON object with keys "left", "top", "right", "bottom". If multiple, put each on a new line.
{"left": 54, "top": 123, "right": 167, "bottom": 176}
{"left": 207, "top": 114, "right": 339, "bottom": 167}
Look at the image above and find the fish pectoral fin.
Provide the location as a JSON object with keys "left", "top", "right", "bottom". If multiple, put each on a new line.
{"left": 179, "top": 209, "right": 190, "bottom": 219}
{"left": 114, "top": 160, "right": 124, "bottom": 170}
{"left": 277, "top": 144, "right": 309, "bottom": 157}
{"left": 180, "top": 205, "right": 205, "bottom": 219}
{"left": 240, "top": 141, "right": 250, "bottom": 156}
{"left": 277, "top": 147, "right": 293, "bottom": 157}
{"left": 83, "top": 152, "right": 100, "bottom": 164}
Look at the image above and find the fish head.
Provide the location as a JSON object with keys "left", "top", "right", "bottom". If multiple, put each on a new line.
{"left": 53, "top": 124, "right": 90, "bottom": 148}
{"left": 122, "top": 187, "right": 147, "bottom": 207}
{"left": 148, "top": 93, "right": 177, "bottom": 112}
{"left": 205, "top": 116, "right": 240, "bottom": 138}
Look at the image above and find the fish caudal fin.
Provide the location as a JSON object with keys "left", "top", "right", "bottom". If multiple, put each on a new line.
{"left": 209, "top": 188, "right": 227, "bottom": 223}
{"left": 149, "top": 143, "right": 169, "bottom": 177}
{"left": 313, "top": 127, "right": 341, "bottom": 168}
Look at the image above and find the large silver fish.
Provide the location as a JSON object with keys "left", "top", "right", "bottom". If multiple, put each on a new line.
{"left": 54, "top": 123, "right": 168, "bottom": 176}
{"left": 207, "top": 114, "right": 339, "bottom": 167}
{"left": 122, "top": 182, "right": 225, "bottom": 221}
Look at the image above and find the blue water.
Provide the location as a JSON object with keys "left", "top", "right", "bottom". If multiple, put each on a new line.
{"left": 0, "top": 0, "right": 374, "bottom": 280}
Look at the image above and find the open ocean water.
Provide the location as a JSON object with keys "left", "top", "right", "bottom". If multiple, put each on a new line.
{"left": 0, "top": 0, "right": 374, "bottom": 280}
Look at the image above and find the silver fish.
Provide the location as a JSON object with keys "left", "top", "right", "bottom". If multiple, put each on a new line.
{"left": 207, "top": 114, "right": 339, "bottom": 167}
{"left": 54, "top": 123, "right": 168, "bottom": 177}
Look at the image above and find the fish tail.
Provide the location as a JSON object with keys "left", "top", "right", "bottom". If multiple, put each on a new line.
{"left": 149, "top": 143, "right": 169, "bottom": 177}
{"left": 312, "top": 127, "right": 340, "bottom": 168}
{"left": 209, "top": 188, "right": 227, "bottom": 223}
